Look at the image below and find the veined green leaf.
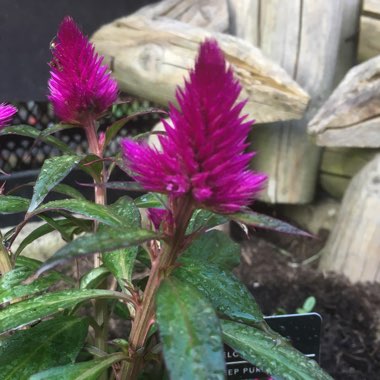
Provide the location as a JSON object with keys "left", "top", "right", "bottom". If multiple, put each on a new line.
{"left": 29, "top": 353, "right": 126, "bottom": 380}
{"left": 229, "top": 210, "right": 312, "bottom": 237}
{"left": 0, "top": 125, "right": 73, "bottom": 154}
{"left": 157, "top": 277, "right": 225, "bottom": 380}
{"left": 182, "top": 230, "right": 240, "bottom": 270}
{"left": 104, "top": 108, "right": 165, "bottom": 148}
{"left": 102, "top": 197, "right": 141, "bottom": 287}
{"left": 28, "top": 155, "right": 82, "bottom": 212}
{"left": 134, "top": 193, "right": 167, "bottom": 208}
{"left": 38, "top": 228, "right": 159, "bottom": 274}
{"left": 187, "top": 209, "right": 228, "bottom": 233}
{"left": 0, "top": 195, "right": 29, "bottom": 214}
{"left": 174, "top": 260, "right": 263, "bottom": 325}
{"left": 30, "top": 199, "right": 123, "bottom": 227}
{"left": 53, "top": 183, "right": 86, "bottom": 200}
{"left": 0, "top": 289, "right": 127, "bottom": 333}
{"left": 0, "top": 316, "right": 88, "bottom": 380}
{"left": 0, "top": 271, "right": 61, "bottom": 304}
{"left": 221, "top": 320, "right": 333, "bottom": 380}
{"left": 38, "top": 123, "right": 76, "bottom": 137}
{"left": 80, "top": 267, "right": 110, "bottom": 289}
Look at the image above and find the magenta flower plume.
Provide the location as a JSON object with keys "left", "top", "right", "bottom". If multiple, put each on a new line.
{"left": 122, "top": 39, "right": 267, "bottom": 213}
{"left": 0, "top": 103, "right": 17, "bottom": 130}
{"left": 48, "top": 16, "right": 118, "bottom": 124}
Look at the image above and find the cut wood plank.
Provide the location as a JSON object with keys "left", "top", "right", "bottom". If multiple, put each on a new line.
{"left": 358, "top": 16, "right": 380, "bottom": 62}
{"left": 308, "top": 55, "right": 380, "bottom": 148}
{"left": 319, "top": 148, "right": 378, "bottom": 198}
{"left": 92, "top": 15, "right": 310, "bottom": 124}
{"left": 319, "top": 154, "right": 380, "bottom": 283}
{"left": 135, "top": 0, "right": 229, "bottom": 32}
{"left": 363, "top": 0, "right": 380, "bottom": 15}
{"left": 229, "top": 0, "right": 357, "bottom": 203}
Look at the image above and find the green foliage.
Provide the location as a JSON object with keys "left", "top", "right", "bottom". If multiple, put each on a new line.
{"left": 222, "top": 320, "right": 333, "bottom": 380}
{"left": 0, "top": 289, "right": 128, "bottom": 333}
{"left": 0, "top": 316, "right": 88, "bottom": 380}
{"left": 156, "top": 277, "right": 225, "bottom": 380}
{"left": 296, "top": 296, "right": 317, "bottom": 314}
{"left": 30, "top": 353, "right": 126, "bottom": 380}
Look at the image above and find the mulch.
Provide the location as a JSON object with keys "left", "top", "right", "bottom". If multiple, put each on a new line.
{"left": 234, "top": 226, "right": 380, "bottom": 380}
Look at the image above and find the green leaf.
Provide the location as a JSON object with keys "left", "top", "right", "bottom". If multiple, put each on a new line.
{"left": 15, "top": 218, "right": 85, "bottom": 257}
{"left": 38, "top": 228, "right": 159, "bottom": 274}
{"left": 29, "top": 353, "right": 126, "bottom": 380}
{"left": 102, "top": 197, "right": 141, "bottom": 287}
{"left": 221, "top": 320, "right": 333, "bottom": 380}
{"left": 174, "top": 260, "right": 263, "bottom": 325}
{"left": 15, "top": 256, "right": 42, "bottom": 270}
{"left": 182, "top": 230, "right": 240, "bottom": 270}
{"left": 229, "top": 210, "right": 312, "bottom": 237}
{"left": 0, "top": 125, "right": 73, "bottom": 154}
{"left": 104, "top": 108, "right": 165, "bottom": 148}
{"left": 78, "top": 154, "right": 103, "bottom": 182}
{"left": 0, "top": 271, "right": 61, "bottom": 304}
{"left": 53, "top": 183, "right": 86, "bottom": 200}
{"left": 38, "top": 123, "right": 76, "bottom": 137}
{"left": 156, "top": 277, "right": 225, "bottom": 380}
{"left": 0, "top": 195, "right": 29, "bottom": 214}
{"left": 0, "top": 289, "right": 126, "bottom": 333}
{"left": 80, "top": 267, "right": 110, "bottom": 289}
{"left": 0, "top": 316, "right": 88, "bottom": 380}
{"left": 187, "top": 209, "right": 228, "bottom": 233}
{"left": 134, "top": 193, "right": 167, "bottom": 208}
{"left": 30, "top": 199, "right": 123, "bottom": 227}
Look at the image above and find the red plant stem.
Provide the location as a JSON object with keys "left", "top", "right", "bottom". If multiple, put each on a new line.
{"left": 84, "top": 117, "right": 109, "bottom": 359}
{"left": 122, "top": 196, "right": 194, "bottom": 380}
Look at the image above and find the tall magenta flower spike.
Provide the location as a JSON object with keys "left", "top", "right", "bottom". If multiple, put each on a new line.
{"left": 0, "top": 103, "right": 17, "bottom": 130}
{"left": 122, "top": 39, "right": 267, "bottom": 213}
{"left": 48, "top": 16, "right": 118, "bottom": 124}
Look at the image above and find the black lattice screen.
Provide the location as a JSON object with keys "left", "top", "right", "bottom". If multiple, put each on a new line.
{"left": 0, "top": 99, "right": 160, "bottom": 172}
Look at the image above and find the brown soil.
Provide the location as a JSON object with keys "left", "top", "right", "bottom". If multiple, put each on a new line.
{"left": 234, "top": 225, "right": 380, "bottom": 380}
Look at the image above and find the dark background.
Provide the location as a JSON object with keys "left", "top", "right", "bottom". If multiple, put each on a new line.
{"left": 0, "top": 0, "right": 155, "bottom": 101}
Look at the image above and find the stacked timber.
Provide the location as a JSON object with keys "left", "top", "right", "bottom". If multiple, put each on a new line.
{"left": 91, "top": 14, "right": 310, "bottom": 124}
{"left": 228, "top": 0, "right": 361, "bottom": 203}
{"left": 358, "top": 0, "right": 380, "bottom": 62}
{"left": 308, "top": 53, "right": 380, "bottom": 282}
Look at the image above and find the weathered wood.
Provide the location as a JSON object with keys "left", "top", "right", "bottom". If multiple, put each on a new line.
{"left": 229, "top": 0, "right": 356, "bottom": 203}
{"left": 319, "top": 154, "right": 380, "bottom": 283}
{"left": 92, "top": 14, "right": 310, "bottom": 124}
{"left": 281, "top": 197, "right": 340, "bottom": 235}
{"left": 135, "top": 0, "right": 229, "bottom": 32}
{"left": 358, "top": 0, "right": 380, "bottom": 62}
{"left": 319, "top": 148, "right": 378, "bottom": 199}
{"left": 308, "top": 55, "right": 380, "bottom": 148}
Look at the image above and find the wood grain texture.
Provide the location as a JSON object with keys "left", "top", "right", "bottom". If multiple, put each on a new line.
{"left": 135, "top": 0, "right": 229, "bottom": 32}
{"left": 230, "top": 0, "right": 355, "bottom": 203}
{"left": 308, "top": 55, "right": 380, "bottom": 148}
{"left": 319, "top": 154, "right": 380, "bottom": 283}
{"left": 92, "top": 14, "right": 310, "bottom": 123}
{"left": 319, "top": 148, "right": 378, "bottom": 198}
{"left": 358, "top": 16, "right": 380, "bottom": 62}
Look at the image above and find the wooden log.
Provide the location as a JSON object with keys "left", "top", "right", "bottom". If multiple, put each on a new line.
{"left": 319, "top": 154, "right": 380, "bottom": 283}
{"left": 308, "top": 55, "right": 380, "bottom": 148}
{"left": 91, "top": 15, "right": 310, "bottom": 124}
{"left": 280, "top": 197, "right": 340, "bottom": 235}
{"left": 358, "top": 0, "right": 380, "bottom": 62}
{"left": 135, "top": 0, "right": 229, "bottom": 32}
{"left": 319, "top": 148, "right": 378, "bottom": 199}
{"left": 229, "top": 0, "right": 359, "bottom": 203}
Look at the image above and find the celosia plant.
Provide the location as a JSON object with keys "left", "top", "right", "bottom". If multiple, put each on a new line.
{"left": 0, "top": 17, "right": 332, "bottom": 380}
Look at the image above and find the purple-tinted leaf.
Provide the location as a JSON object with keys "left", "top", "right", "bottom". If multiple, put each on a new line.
{"left": 229, "top": 210, "right": 312, "bottom": 237}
